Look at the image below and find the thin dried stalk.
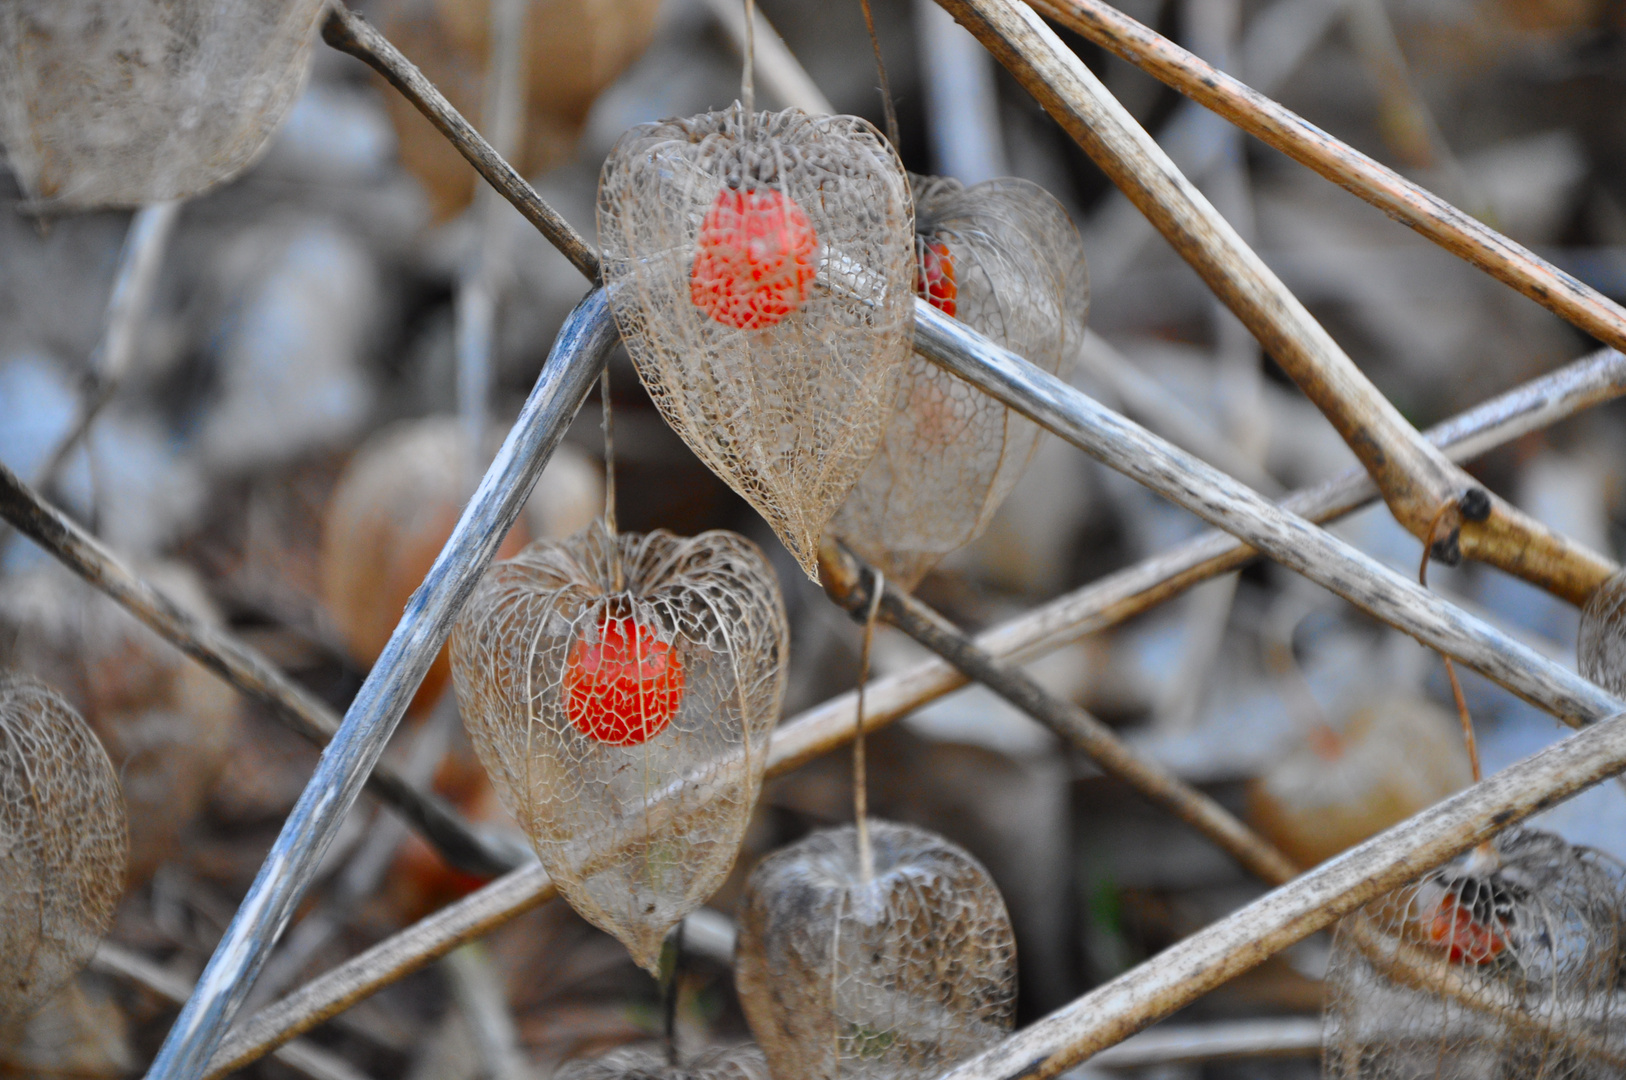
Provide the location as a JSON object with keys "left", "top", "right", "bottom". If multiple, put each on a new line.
{"left": 1086, "top": 1018, "right": 1322, "bottom": 1069}
{"left": 1034, "top": 0, "right": 1626, "bottom": 389}
{"left": 0, "top": 460, "right": 512, "bottom": 878}
{"left": 932, "top": 0, "right": 1617, "bottom": 603}
{"left": 701, "top": 0, "right": 832, "bottom": 115}
{"left": 320, "top": 4, "right": 598, "bottom": 282}
{"left": 934, "top": 710, "right": 1626, "bottom": 1080}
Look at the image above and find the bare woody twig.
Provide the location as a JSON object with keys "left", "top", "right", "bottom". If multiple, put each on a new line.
{"left": 0, "top": 461, "right": 512, "bottom": 879}
{"left": 937, "top": 711, "right": 1626, "bottom": 1080}
{"left": 932, "top": 0, "right": 1617, "bottom": 604}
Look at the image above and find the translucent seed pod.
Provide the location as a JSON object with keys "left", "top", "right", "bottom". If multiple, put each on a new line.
{"left": 0, "top": 0, "right": 326, "bottom": 207}
{"left": 321, "top": 418, "right": 536, "bottom": 716}
{"left": 555, "top": 1044, "right": 770, "bottom": 1080}
{"left": 735, "top": 821, "right": 1017, "bottom": 1080}
{"left": 0, "top": 563, "right": 235, "bottom": 886}
{"left": 450, "top": 521, "right": 787, "bottom": 972}
{"left": 598, "top": 104, "right": 915, "bottom": 579}
{"left": 830, "top": 175, "right": 1089, "bottom": 588}
{"left": 1324, "top": 828, "right": 1626, "bottom": 1079}
{"left": 0, "top": 674, "right": 127, "bottom": 1034}
{"left": 1247, "top": 696, "right": 1472, "bottom": 869}
{"left": 1578, "top": 567, "right": 1626, "bottom": 696}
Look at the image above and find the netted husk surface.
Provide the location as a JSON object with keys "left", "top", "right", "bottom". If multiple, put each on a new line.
{"left": 0, "top": 563, "right": 235, "bottom": 886}
{"left": 555, "top": 1043, "right": 769, "bottom": 1080}
{"left": 0, "top": 674, "right": 127, "bottom": 1034}
{"left": 598, "top": 104, "right": 914, "bottom": 579}
{"left": 831, "top": 176, "right": 1089, "bottom": 587}
{"left": 1579, "top": 568, "right": 1626, "bottom": 697}
{"left": 1324, "top": 828, "right": 1626, "bottom": 1079}
{"left": 735, "top": 820, "right": 1017, "bottom": 1080}
{"left": 0, "top": 0, "right": 325, "bottom": 207}
{"left": 451, "top": 521, "right": 787, "bottom": 972}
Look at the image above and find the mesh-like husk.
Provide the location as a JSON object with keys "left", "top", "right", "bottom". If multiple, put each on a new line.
{"left": 450, "top": 521, "right": 787, "bottom": 972}
{"left": 598, "top": 104, "right": 915, "bottom": 579}
{"left": 0, "top": 0, "right": 325, "bottom": 208}
{"left": 322, "top": 418, "right": 533, "bottom": 716}
{"left": 734, "top": 820, "right": 1017, "bottom": 1080}
{"left": 1579, "top": 569, "right": 1626, "bottom": 697}
{"left": 0, "top": 674, "right": 127, "bottom": 1034}
{"left": 1324, "top": 828, "right": 1626, "bottom": 1079}
{"left": 830, "top": 176, "right": 1090, "bottom": 587}
{"left": 0, "top": 563, "right": 235, "bottom": 886}
{"left": 555, "top": 1044, "right": 770, "bottom": 1080}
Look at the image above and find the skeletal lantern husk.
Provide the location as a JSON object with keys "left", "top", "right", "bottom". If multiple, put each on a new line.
{"left": 1247, "top": 696, "right": 1471, "bottom": 868}
{"left": 450, "top": 520, "right": 788, "bottom": 972}
{"left": 0, "top": 0, "right": 325, "bottom": 207}
{"left": 555, "top": 1043, "right": 770, "bottom": 1080}
{"left": 0, "top": 674, "right": 127, "bottom": 1034}
{"left": 735, "top": 821, "right": 1017, "bottom": 1080}
{"left": 1579, "top": 567, "right": 1626, "bottom": 697}
{"left": 597, "top": 104, "right": 915, "bottom": 579}
{"left": 0, "top": 562, "right": 235, "bottom": 886}
{"left": 831, "top": 175, "right": 1090, "bottom": 588}
{"left": 1324, "top": 828, "right": 1626, "bottom": 1079}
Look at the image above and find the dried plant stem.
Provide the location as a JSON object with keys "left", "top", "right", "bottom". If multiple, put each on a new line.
{"left": 819, "top": 541, "right": 1298, "bottom": 885}
{"left": 0, "top": 460, "right": 510, "bottom": 878}
{"left": 320, "top": 4, "right": 598, "bottom": 282}
{"left": 936, "top": 710, "right": 1626, "bottom": 1080}
{"left": 91, "top": 944, "right": 376, "bottom": 1080}
{"left": 1034, "top": 0, "right": 1626, "bottom": 384}
{"left": 932, "top": 0, "right": 1617, "bottom": 603}
{"left": 859, "top": 0, "right": 901, "bottom": 149}
{"left": 1085, "top": 1017, "right": 1322, "bottom": 1069}
{"left": 702, "top": 0, "right": 832, "bottom": 114}
{"left": 741, "top": 0, "right": 756, "bottom": 116}
{"left": 600, "top": 366, "right": 618, "bottom": 537}
{"left": 207, "top": 347, "right": 1626, "bottom": 1077}
{"left": 443, "top": 943, "right": 532, "bottom": 1080}
{"left": 852, "top": 572, "right": 884, "bottom": 884}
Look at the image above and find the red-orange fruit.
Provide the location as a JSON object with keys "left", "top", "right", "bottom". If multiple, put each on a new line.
{"left": 563, "top": 615, "right": 686, "bottom": 746}
{"left": 690, "top": 187, "right": 820, "bottom": 331}
{"left": 915, "top": 237, "right": 957, "bottom": 317}
{"left": 1426, "top": 889, "right": 1510, "bottom": 965}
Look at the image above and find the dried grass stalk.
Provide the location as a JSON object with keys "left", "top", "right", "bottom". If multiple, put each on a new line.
{"left": 450, "top": 521, "right": 787, "bottom": 971}
{"left": 1324, "top": 828, "right": 1626, "bottom": 1078}
{"left": 0, "top": 674, "right": 126, "bottom": 1034}
{"left": 598, "top": 104, "right": 914, "bottom": 577}
{"left": 0, "top": 0, "right": 325, "bottom": 207}
{"left": 832, "top": 175, "right": 1088, "bottom": 586}
{"left": 735, "top": 821, "right": 1016, "bottom": 1080}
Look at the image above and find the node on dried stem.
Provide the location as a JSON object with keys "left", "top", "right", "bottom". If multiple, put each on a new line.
{"left": 0, "top": 0, "right": 326, "bottom": 207}
{"left": 831, "top": 175, "right": 1089, "bottom": 588}
{"left": 0, "top": 563, "right": 235, "bottom": 886}
{"left": 1324, "top": 827, "right": 1626, "bottom": 1079}
{"left": 0, "top": 674, "right": 127, "bottom": 1035}
{"left": 450, "top": 521, "right": 787, "bottom": 972}
{"left": 1579, "top": 568, "right": 1626, "bottom": 697}
{"left": 735, "top": 821, "right": 1017, "bottom": 1080}
{"left": 1247, "top": 696, "right": 1471, "bottom": 869}
{"left": 321, "top": 418, "right": 533, "bottom": 716}
{"left": 597, "top": 104, "right": 915, "bottom": 578}
{"left": 555, "top": 1043, "right": 770, "bottom": 1080}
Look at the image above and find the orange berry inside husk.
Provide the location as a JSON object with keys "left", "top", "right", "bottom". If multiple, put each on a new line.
{"left": 690, "top": 186, "right": 820, "bottom": 330}
{"left": 915, "top": 237, "right": 957, "bottom": 317}
{"left": 1426, "top": 892, "right": 1510, "bottom": 965}
{"left": 564, "top": 616, "right": 686, "bottom": 746}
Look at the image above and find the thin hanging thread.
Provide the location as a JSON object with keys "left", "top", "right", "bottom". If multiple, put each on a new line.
{"left": 859, "top": 0, "right": 900, "bottom": 150}
{"left": 853, "top": 568, "right": 884, "bottom": 886}
{"left": 741, "top": 0, "right": 757, "bottom": 121}
{"left": 1420, "top": 505, "right": 1481, "bottom": 786}
{"left": 600, "top": 365, "right": 625, "bottom": 591}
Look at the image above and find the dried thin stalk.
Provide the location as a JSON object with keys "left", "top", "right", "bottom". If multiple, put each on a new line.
{"left": 1085, "top": 1017, "right": 1322, "bottom": 1069}
{"left": 0, "top": 460, "right": 512, "bottom": 878}
{"left": 932, "top": 0, "right": 1617, "bottom": 603}
{"left": 701, "top": 0, "right": 832, "bottom": 114}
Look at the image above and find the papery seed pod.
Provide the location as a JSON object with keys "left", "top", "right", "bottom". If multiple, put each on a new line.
{"left": 1579, "top": 568, "right": 1626, "bottom": 697}
{"left": 0, "top": 0, "right": 325, "bottom": 207}
{"left": 0, "top": 674, "right": 127, "bottom": 1034}
{"left": 598, "top": 104, "right": 914, "bottom": 578}
{"left": 322, "top": 418, "right": 543, "bottom": 715}
{"left": 450, "top": 520, "right": 787, "bottom": 972}
{"left": 555, "top": 1044, "right": 770, "bottom": 1080}
{"left": 0, "top": 563, "right": 235, "bottom": 886}
{"left": 831, "top": 176, "right": 1089, "bottom": 588}
{"left": 735, "top": 821, "right": 1017, "bottom": 1080}
{"left": 1247, "top": 696, "right": 1472, "bottom": 869}
{"left": 1324, "top": 828, "right": 1626, "bottom": 1079}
